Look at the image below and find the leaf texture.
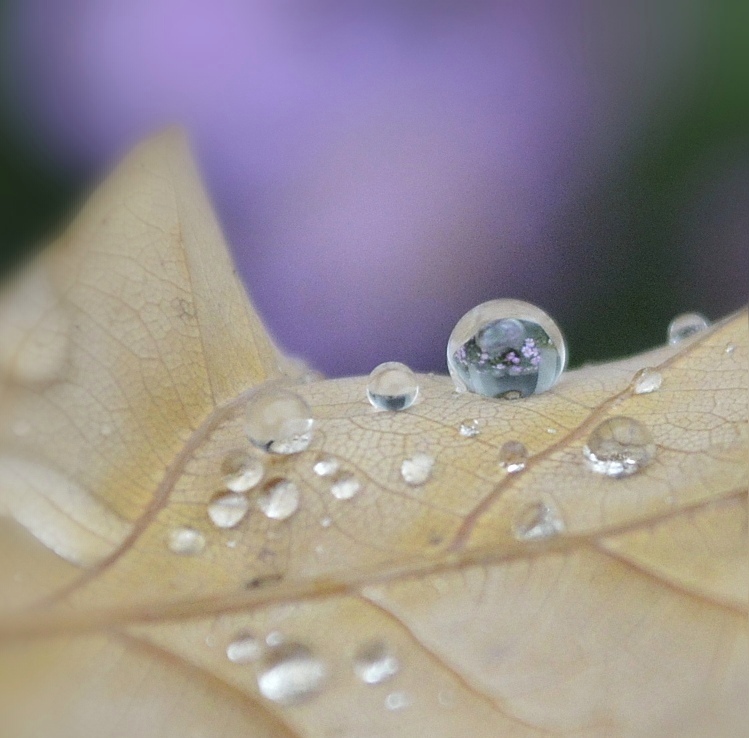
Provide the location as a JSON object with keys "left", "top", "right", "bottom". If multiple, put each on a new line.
{"left": 0, "top": 132, "right": 746, "bottom": 738}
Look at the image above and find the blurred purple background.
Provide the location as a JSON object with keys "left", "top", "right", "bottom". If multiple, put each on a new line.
{"left": 1, "top": 0, "right": 747, "bottom": 375}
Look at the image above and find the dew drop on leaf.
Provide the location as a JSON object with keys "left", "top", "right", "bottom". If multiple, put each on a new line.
{"left": 499, "top": 440, "right": 528, "bottom": 473}
{"left": 257, "top": 643, "right": 328, "bottom": 705}
{"left": 226, "top": 632, "right": 263, "bottom": 664}
{"left": 167, "top": 527, "right": 206, "bottom": 555}
{"left": 583, "top": 416, "right": 656, "bottom": 477}
{"left": 207, "top": 491, "right": 250, "bottom": 529}
{"left": 366, "top": 361, "right": 419, "bottom": 411}
{"left": 447, "top": 299, "right": 566, "bottom": 399}
{"left": 222, "top": 451, "right": 264, "bottom": 492}
{"left": 512, "top": 502, "right": 565, "bottom": 541}
{"left": 458, "top": 419, "right": 480, "bottom": 437}
{"left": 257, "top": 479, "right": 300, "bottom": 520}
{"left": 401, "top": 453, "right": 434, "bottom": 486}
{"left": 312, "top": 455, "right": 340, "bottom": 477}
{"left": 667, "top": 312, "right": 709, "bottom": 344}
{"left": 725, "top": 342, "right": 736, "bottom": 355}
{"left": 384, "top": 691, "right": 411, "bottom": 711}
{"left": 245, "top": 388, "right": 314, "bottom": 454}
{"left": 353, "top": 640, "right": 400, "bottom": 684}
{"left": 330, "top": 474, "right": 362, "bottom": 500}
{"left": 632, "top": 367, "right": 663, "bottom": 394}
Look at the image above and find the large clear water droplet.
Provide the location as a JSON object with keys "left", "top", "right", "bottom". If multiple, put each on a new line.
{"left": 313, "top": 455, "right": 340, "bottom": 477}
{"left": 258, "top": 479, "right": 300, "bottom": 520}
{"left": 245, "top": 388, "right": 314, "bottom": 454}
{"left": 330, "top": 474, "right": 362, "bottom": 500}
{"left": 257, "top": 643, "right": 328, "bottom": 704}
{"left": 401, "top": 453, "right": 434, "bottom": 486}
{"left": 459, "top": 419, "right": 481, "bottom": 437}
{"left": 367, "top": 362, "right": 419, "bottom": 410}
{"left": 632, "top": 367, "right": 663, "bottom": 395}
{"left": 447, "top": 300, "right": 566, "bottom": 399}
{"left": 226, "top": 632, "right": 262, "bottom": 664}
{"left": 512, "top": 502, "right": 565, "bottom": 541}
{"left": 222, "top": 451, "right": 264, "bottom": 492}
{"left": 499, "top": 441, "right": 528, "bottom": 473}
{"left": 583, "top": 416, "right": 656, "bottom": 477}
{"left": 667, "top": 312, "right": 709, "bottom": 344}
{"left": 167, "top": 527, "right": 206, "bottom": 555}
{"left": 207, "top": 491, "right": 250, "bottom": 528}
{"left": 354, "top": 641, "right": 400, "bottom": 684}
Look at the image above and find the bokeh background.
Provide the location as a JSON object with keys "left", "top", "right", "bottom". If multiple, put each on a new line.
{"left": 0, "top": 0, "right": 746, "bottom": 376}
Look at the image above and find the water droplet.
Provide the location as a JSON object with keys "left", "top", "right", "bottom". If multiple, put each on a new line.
{"left": 226, "top": 539, "right": 238, "bottom": 548}
{"left": 667, "top": 312, "right": 709, "bottom": 344}
{"left": 499, "top": 441, "right": 528, "bottom": 473}
{"left": 366, "top": 362, "right": 419, "bottom": 411}
{"left": 438, "top": 689, "right": 456, "bottom": 708}
{"left": 513, "top": 502, "right": 565, "bottom": 541}
{"left": 245, "top": 388, "right": 314, "bottom": 454}
{"left": 257, "top": 643, "right": 328, "bottom": 704}
{"left": 266, "top": 631, "right": 284, "bottom": 647}
{"left": 207, "top": 491, "right": 250, "bottom": 528}
{"left": 632, "top": 367, "right": 662, "bottom": 395}
{"left": 459, "top": 419, "right": 480, "bottom": 437}
{"left": 167, "top": 527, "right": 206, "bottom": 555}
{"left": 354, "top": 641, "right": 400, "bottom": 684}
{"left": 546, "top": 427, "right": 558, "bottom": 434}
{"left": 401, "top": 453, "right": 434, "bottom": 486}
{"left": 725, "top": 343, "right": 736, "bottom": 355}
{"left": 313, "top": 455, "right": 340, "bottom": 477}
{"left": 583, "top": 416, "right": 656, "bottom": 477}
{"left": 226, "top": 632, "right": 262, "bottom": 663}
{"left": 320, "top": 516, "right": 332, "bottom": 528}
{"left": 330, "top": 474, "right": 362, "bottom": 500}
{"left": 222, "top": 451, "right": 264, "bottom": 492}
{"left": 385, "top": 691, "right": 411, "bottom": 711}
{"left": 99, "top": 424, "right": 113, "bottom": 437}
{"left": 258, "top": 479, "right": 300, "bottom": 520}
{"left": 447, "top": 299, "right": 566, "bottom": 398}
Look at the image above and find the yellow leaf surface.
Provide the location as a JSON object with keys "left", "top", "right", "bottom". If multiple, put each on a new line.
{"left": 0, "top": 132, "right": 746, "bottom": 738}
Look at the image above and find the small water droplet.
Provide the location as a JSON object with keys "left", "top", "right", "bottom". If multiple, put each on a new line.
{"left": 385, "top": 691, "right": 410, "bottom": 711}
{"left": 258, "top": 479, "right": 300, "bottom": 520}
{"left": 257, "top": 643, "right": 328, "bottom": 704}
{"left": 583, "top": 416, "right": 656, "bottom": 477}
{"left": 354, "top": 641, "right": 399, "bottom": 684}
{"left": 459, "top": 419, "right": 480, "bottom": 437}
{"left": 546, "top": 427, "right": 557, "bottom": 434}
{"left": 438, "top": 689, "right": 456, "bottom": 708}
{"left": 222, "top": 451, "right": 264, "bottom": 492}
{"left": 366, "top": 362, "right": 419, "bottom": 411}
{"left": 330, "top": 474, "right": 362, "bottom": 500}
{"left": 667, "top": 312, "right": 709, "bottom": 344}
{"left": 499, "top": 440, "right": 528, "bottom": 473}
{"left": 320, "top": 516, "right": 332, "bottom": 528}
{"left": 167, "top": 527, "right": 206, "bottom": 555}
{"left": 266, "top": 631, "right": 284, "bottom": 647}
{"left": 313, "top": 455, "right": 340, "bottom": 477}
{"left": 226, "top": 632, "right": 262, "bottom": 663}
{"left": 207, "top": 491, "right": 250, "bottom": 528}
{"left": 11, "top": 419, "right": 31, "bottom": 437}
{"left": 447, "top": 299, "right": 566, "bottom": 398}
{"left": 725, "top": 343, "right": 736, "bottom": 355}
{"left": 226, "top": 539, "right": 238, "bottom": 548}
{"left": 632, "top": 367, "right": 663, "bottom": 395}
{"left": 245, "top": 388, "right": 314, "bottom": 454}
{"left": 513, "top": 502, "right": 565, "bottom": 541}
{"left": 99, "top": 424, "right": 113, "bottom": 437}
{"left": 401, "top": 453, "right": 434, "bottom": 486}
{"left": 205, "top": 634, "right": 217, "bottom": 648}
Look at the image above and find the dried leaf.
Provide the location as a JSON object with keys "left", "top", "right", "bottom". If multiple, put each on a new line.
{"left": 0, "top": 132, "right": 746, "bottom": 738}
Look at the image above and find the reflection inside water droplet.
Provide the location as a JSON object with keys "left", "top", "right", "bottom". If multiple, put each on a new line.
{"left": 366, "top": 362, "right": 419, "bottom": 410}
{"left": 459, "top": 419, "right": 480, "bottom": 437}
{"left": 167, "top": 527, "right": 205, "bottom": 555}
{"left": 583, "top": 416, "right": 656, "bottom": 477}
{"left": 667, "top": 312, "right": 709, "bottom": 344}
{"left": 245, "top": 388, "right": 314, "bottom": 454}
{"left": 258, "top": 479, "right": 300, "bottom": 520}
{"left": 222, "top": 451, "right": 264, "bottom": 492}
{"left": 354, "top": 640, "right": 400, "bottom": 684}
{"left": 330, "top": 474, "right": 362, "bottom": 500}
{"left": 226, "top": 632, "right": 262, "bottom": 664}
{"left": 632, "top": 367, "right": 662, "bottom": 395}
{"left": 512, "top": 502, "right": 565, "bottom": 541}
{"left": 207, "top": 491, "right": 250, "bottom": 528}
{"left": 313, "top": 455, "right": 340, "bottom": 477}
{"left": 257, "top": 643, "right": 328, "bottom": 704}
{"left": 499, "top": 441, "right": 528, "bottom": 473}
{"left": 401, "top": 453, "right": 434, "bottom": 486}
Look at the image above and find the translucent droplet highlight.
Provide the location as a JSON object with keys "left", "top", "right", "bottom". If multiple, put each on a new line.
{"left": 258, "top": 479, "right": 300, "bottom": 520}
{"left": 401, "top": 453, "right": 434, "bottom": 486}
{"left": 459, "top": 419, "right": 480, "bottom": 437}
{"left": 667, "top": 312, "right": 709, "bottom": 345}
{"left": 167, "top": 527, "right": 205, "bottom": 555}
{"left": 632, "top": 367, "right": 662, "bottom": 395}
{"left": 354, "top": 641, "right": 400, "bottom": 684}
{"left": 257, "top": 643, "right": 328, "bottom": 704}
{"left": 385, "top": 691, "right": 411, "bottom": 711}
{"left": 367, "top": 362, "right": 419, "bottom": 411}
{"left": 226, "top": 632, "right": 262, "bottom": 664}
{"left": 245, "top": 388, "right": 314, "bottom": 454}
{"left": 499, "top": 441, "right": 528, "bottom": 473}
{"left": 313, "top": 455, "right": 340, "bottom": 477}
{"left": 447, "top": 299, "right": 566, "bottom": 399}
{"left": 583, "top": 416, "right": 656, "bottom": 477}
{"left": 222, "top": 451, "right": 264, "bottom": 492}
{"left": 330, "top": 474, "right": 362, "bottom": 500}
{"left": 513, "top": 502, "right": 565, "bottom": 541}
{"left": 207, "top": 491, "right": 250, "bottom": 528}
